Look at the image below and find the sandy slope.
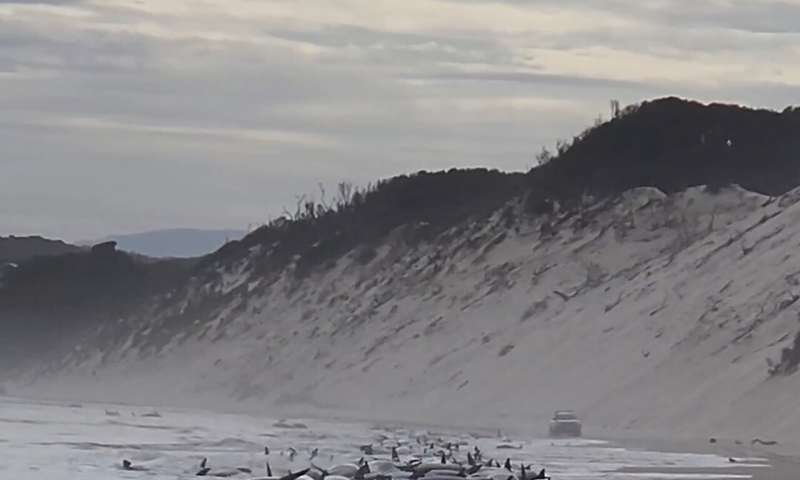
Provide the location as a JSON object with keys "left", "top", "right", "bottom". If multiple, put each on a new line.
{"left": 14, "top": 184, "right": 800, "bottom": 446}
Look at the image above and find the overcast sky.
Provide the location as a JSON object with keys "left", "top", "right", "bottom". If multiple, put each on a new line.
{"left": 1, "top": 0, "right": 799, "bottom": 241}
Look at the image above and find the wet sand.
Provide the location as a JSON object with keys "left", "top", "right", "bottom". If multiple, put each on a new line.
{"left": 607, "top": 433, "right": 800, "bottom": 480}
{"left": 617, "top": 466, "right": 782, "bottom": 480}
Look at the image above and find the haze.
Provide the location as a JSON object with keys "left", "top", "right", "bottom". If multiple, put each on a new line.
{"left": 2, "top": 0, "right": 799, "bottom": 240}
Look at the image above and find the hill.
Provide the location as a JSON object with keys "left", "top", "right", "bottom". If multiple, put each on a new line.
{"left": 0, "top": 235, "right": 82, "bottom": 264}
{"left": 88, "top": 228, "right": 247, "bottom": 258}
{"left": 0, "top": 241, "right": 193, "bottom": 368}
{"left": 524, "top": 97, "right": 800, "bottom": 208}
{"left": 5, "top": 97, "right": 800, "bottom": 446}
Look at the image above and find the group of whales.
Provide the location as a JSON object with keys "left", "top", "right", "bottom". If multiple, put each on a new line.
{"left": 121, "top": 434, "right": 551, "bottom": 480}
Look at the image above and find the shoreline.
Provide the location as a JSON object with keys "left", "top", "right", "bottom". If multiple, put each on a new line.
{"left": 5, "top": 394, "right": 799, "bottom": 479}
{"left": 605, "top": 432, "right": 800, "bottom": 480}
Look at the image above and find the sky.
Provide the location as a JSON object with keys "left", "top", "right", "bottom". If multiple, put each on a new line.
{"left": 1, "top": 0, "right": 799, "bottom": 241}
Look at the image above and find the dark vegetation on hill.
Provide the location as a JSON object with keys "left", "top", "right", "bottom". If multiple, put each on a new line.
{"left": 0, "top": 235, "right": 82, "bottom": 264}
{"left": 207, "top": 169, "right": 527, "bottom": 277}
{"left": 208, "top": 97, "right": 800, "bottom": 278}
{"left": 0, "top": 242, "right": 193, "bottom": 365}
{"left": 526, "top": 97, "right": 800, "bottom": 213}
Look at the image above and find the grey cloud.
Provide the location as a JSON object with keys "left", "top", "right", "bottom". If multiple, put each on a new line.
{"left": 0, "top": 18, "right": 398, "bottom": 125}
{"left": 404, "top": 70, "right": 652, "bottom": 92}
{"left": 511, "top": 24, "right": 792, "bottom": 57}
{"left": 0, "top": 0, "right": 81, "bottom": 3}
{"left": 0, "top": 14, "right": 535, "bottom": 239}
{"left": 268, "top": 25, "right": 515, "bottom": 67}
{"left": 443, "top": 0, "right": 800, "bottom": 34}
{"left": 0, "top": 17, "right": 155, "bottom": 74}
{"left": 268, "top": 25, "right": 493, "bottom": 51}
{"left": 654, "top": 1, "right": 800, "bottom": 34}
{"left": 1, "top": 0, "right": 799, "bottom": 240}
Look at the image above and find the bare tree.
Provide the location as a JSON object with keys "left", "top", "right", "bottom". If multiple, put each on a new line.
{"left": 610, "top": 99, "right": 621, "bottom": 119}
{"left": 303, "top": 200, "right": 317, "bottom": 221}
{"left": 536, "top": 146, "right": 553, "bottom": 166}
{"left": 318, "top": 183, "right": 330, "bottom": 210}
{"left": 556, "top": 139, "right": 570, "bottom": 156}
{"left": 336, "top": 181, "right": 355, "bottom": 211}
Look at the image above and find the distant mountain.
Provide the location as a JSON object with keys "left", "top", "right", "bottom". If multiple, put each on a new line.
{"left": 0, "top": 235, "right": 82, "bottom": 265}
{"left": 89, "top": 228, "right": 246, "bottom": 258}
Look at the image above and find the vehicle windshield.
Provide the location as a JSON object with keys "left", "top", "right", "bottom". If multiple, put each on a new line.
{"left": 554, "top": 412, "right": 578, "bottom": 420}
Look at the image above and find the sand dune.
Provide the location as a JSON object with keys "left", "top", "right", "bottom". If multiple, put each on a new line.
{"left": 13, "top": 184, "right": 800, "bottom": 447}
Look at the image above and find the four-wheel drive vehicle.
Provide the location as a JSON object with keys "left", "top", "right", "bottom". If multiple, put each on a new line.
{"left": 548, "top": 410, "right": 582, "bottom": 437}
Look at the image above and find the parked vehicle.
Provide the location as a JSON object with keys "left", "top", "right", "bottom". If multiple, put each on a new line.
{"left": 548, "top": 410, "right": 582, "bottom": 437}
